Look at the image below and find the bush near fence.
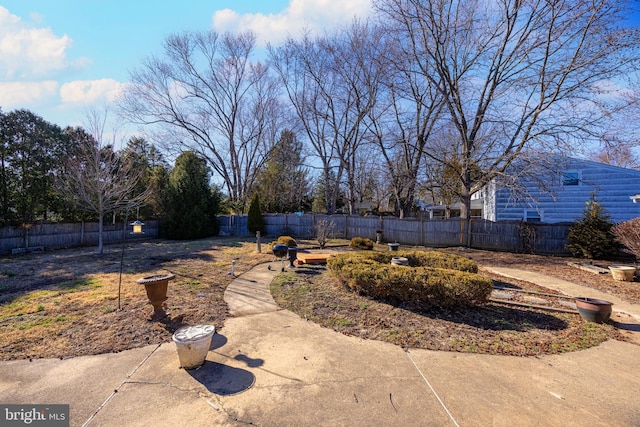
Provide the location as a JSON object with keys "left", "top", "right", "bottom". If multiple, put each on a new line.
{"left": 218, "top": 213, "right": 571, "bottom": 255}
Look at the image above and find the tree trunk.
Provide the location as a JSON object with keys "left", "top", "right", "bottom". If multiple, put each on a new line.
{"left": 459, "top": 189, "right": 472, "bottom": 247}
{"left": 459, "top": 188, "right": 472, "bottom": 220}
{"left": 98, "top": 214, "right": 104, "bottom": 255}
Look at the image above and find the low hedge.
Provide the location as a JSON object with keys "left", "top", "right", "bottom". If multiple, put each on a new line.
{"left": 349, "top": 237, "right": 374, "bottom": 250}
{"left": 329, "top": 250, "right": 478, "bottom": 273}
{"left": 327, "top": 251, "right": 491, "bottom": 307}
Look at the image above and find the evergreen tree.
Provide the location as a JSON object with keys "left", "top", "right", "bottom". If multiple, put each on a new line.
{"left": 162, "top": 151, "right": 220, "bottom": 239}
{"left": 0, "top": 109, "right": 71, "bottom": 224}
{"left": 253, "top": 130, "right": 309, "bottom": 212}
{"left": 312, "top": 178, "right": 328, "bottom": 214}
{"left": 566, "top": 195, "right": 619, "bottom": 259}
{"left": 312, "top": 170, "right": 345, "bottom": 214}
{"left": 121, "top": 136, "right": 168, "bottom": 219}
{"left": 247, "top": 193, "right": 264, "bottom": 234}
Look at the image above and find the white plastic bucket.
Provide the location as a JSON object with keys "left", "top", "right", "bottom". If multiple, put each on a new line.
{"left": 172, "top": 324, "right": 215, "bottom": 369}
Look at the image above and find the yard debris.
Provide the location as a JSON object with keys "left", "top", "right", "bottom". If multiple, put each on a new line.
{"left": 567, "top": 262, "right": 609, "bottom": 275}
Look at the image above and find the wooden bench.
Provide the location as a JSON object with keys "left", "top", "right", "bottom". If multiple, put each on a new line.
{"left": 295, "top": 252, "right": 333, "bottom": 265}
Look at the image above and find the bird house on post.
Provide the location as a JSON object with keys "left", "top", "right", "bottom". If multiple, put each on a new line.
{"left": 131, "top": 220, "right": 145, "bottom": 234}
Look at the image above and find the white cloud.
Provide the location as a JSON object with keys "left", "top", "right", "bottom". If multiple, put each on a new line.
{"left": 0, "top": 81, "right": 58, "bottom": 107}
{"left": 0, "top": 6, "right": 81, "bottom": 79}
{"left": 213, "top": 9, "right": 240, "bottom": 29}
{"left": 212, "top": 0, "right": 373, "bottom": 46}
{"left": 60, "top": 79, "right": 125, "bottom": 106}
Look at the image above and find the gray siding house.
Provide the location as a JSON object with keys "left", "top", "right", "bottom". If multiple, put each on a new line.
{"left": 475, "top": 158, "right": 640, "bottom": 224}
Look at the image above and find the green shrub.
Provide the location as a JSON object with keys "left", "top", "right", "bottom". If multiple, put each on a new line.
{"left": 162, "top": 151, "right": 220, "bottom": 239}
{"left": 247, "top": 193, "right": 264, "bottom": 235}
{"left": 403, "top": 250, "right": 478, "bottom": 273}
{"left": 349, "top": 237, "right": 374, "bottom": 250}
{"left": 271, "top": 235, "right": 298, "bottom": 247}
{"left": 566, "top": 196, "right": 619, "bottom": 259}
{"left": 328, "top": 250, "right": 477, "bottom": 273}
{"left": 328, "top": 251, "right": 490, "bottom": 307}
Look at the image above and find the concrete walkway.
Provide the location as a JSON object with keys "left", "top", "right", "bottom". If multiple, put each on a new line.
{"left": 485, "top": 266, "right": 640, "bottom": 324}
{"left": 2, "top": 262, "right": 640, "bottom": 426}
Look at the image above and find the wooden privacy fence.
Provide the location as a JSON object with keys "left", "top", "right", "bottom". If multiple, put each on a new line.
{"left": 0, "top": 215, "right": 569, "bottom": 255}
{"left": 218, "top": 213, "right": 571, "bottom": 255}
{"left": 0, "top": 220, "right": 159, "bottom": 255}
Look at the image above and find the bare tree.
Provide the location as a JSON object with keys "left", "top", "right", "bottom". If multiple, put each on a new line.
{"left": 590, "top": 139, "right": 640, "bottom": 169}
{"left": 269, "top": 20, "right": 383, "bottom": 214}
{"left": 375, "top": 0, "right": 640, "bottom": 219}
{"left": 314, "top": 219, "right": 336, "bottom": 249}
{"left": 118, "top": 31, "right": 284, "bottom": 206}
{"left": 612, "top": 217, "right": 640, "bottom": 261}
{"left": 363, "top": 19, "right": 446, "bottom": 218}
{"left": 270, "top": 34, "right": 342, "bottom": 214}
{"left": 589, "top": 77, "right": 640, "bottom": 169}
{"left": 423, "top": 162, "right": 458, "bottom": 219}
{"left": 352, "top": 145, "right": 392, "bottom": 212}
{"left": 57, "top": 108, "right": 148, "bottom": 254}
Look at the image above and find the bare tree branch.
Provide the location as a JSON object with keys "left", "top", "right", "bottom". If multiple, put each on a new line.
{"left": 118, "top": 31, "right": 284, "bottom": 206}
{"left": 375, "top": 0, "right": 640, "bottom": 219}
{"left": 57, "top": 108, "right": 149, "bottom": 254}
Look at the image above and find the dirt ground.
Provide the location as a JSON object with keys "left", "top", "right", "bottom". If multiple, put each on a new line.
{"left": 0, "top": 238, "right": 637, "bottom": 360}
{"left": 0, "top": 237, "right": 272, "bottom": 361}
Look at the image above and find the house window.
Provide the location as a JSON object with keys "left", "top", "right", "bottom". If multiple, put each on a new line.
{"left": 562, "top": 171, "right": 579, "bottom": 186}
{"left": 525, "top": 210, "right": 541, "bottom": 223}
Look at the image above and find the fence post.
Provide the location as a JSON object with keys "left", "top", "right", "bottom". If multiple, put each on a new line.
{"left": 344, "top": 215, "right": 348, "bottom": 240}
{"left": 256, "top": 231, "right": 261, "bottom": 253}
{"left": 285, "top": 213, "right": 289, "bottom": 236}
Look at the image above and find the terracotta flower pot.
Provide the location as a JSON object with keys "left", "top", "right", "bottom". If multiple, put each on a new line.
{"left": 136, "top": 273, "right": 175, "bottom": 320}
{"left": 575, "top": 297, "right": 613, "bottom": 323}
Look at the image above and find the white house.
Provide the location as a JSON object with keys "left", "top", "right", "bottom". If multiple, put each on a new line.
{"left": 475, "top": 157, "right": 640, "bottom": 223}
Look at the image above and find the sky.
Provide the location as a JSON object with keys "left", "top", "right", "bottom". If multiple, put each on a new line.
{"left": 1, "top": 0, "right": 639, "bottom": 142}
{"left": 0, "top": 0, "right": 373, "bottom": 133}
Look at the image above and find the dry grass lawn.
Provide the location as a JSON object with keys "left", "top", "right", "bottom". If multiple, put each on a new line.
{"left": 0, "top": 237, "right": 272, "bottom": 361}
{"left": 0, "top": 238, "right": 637, "bottom": 360}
